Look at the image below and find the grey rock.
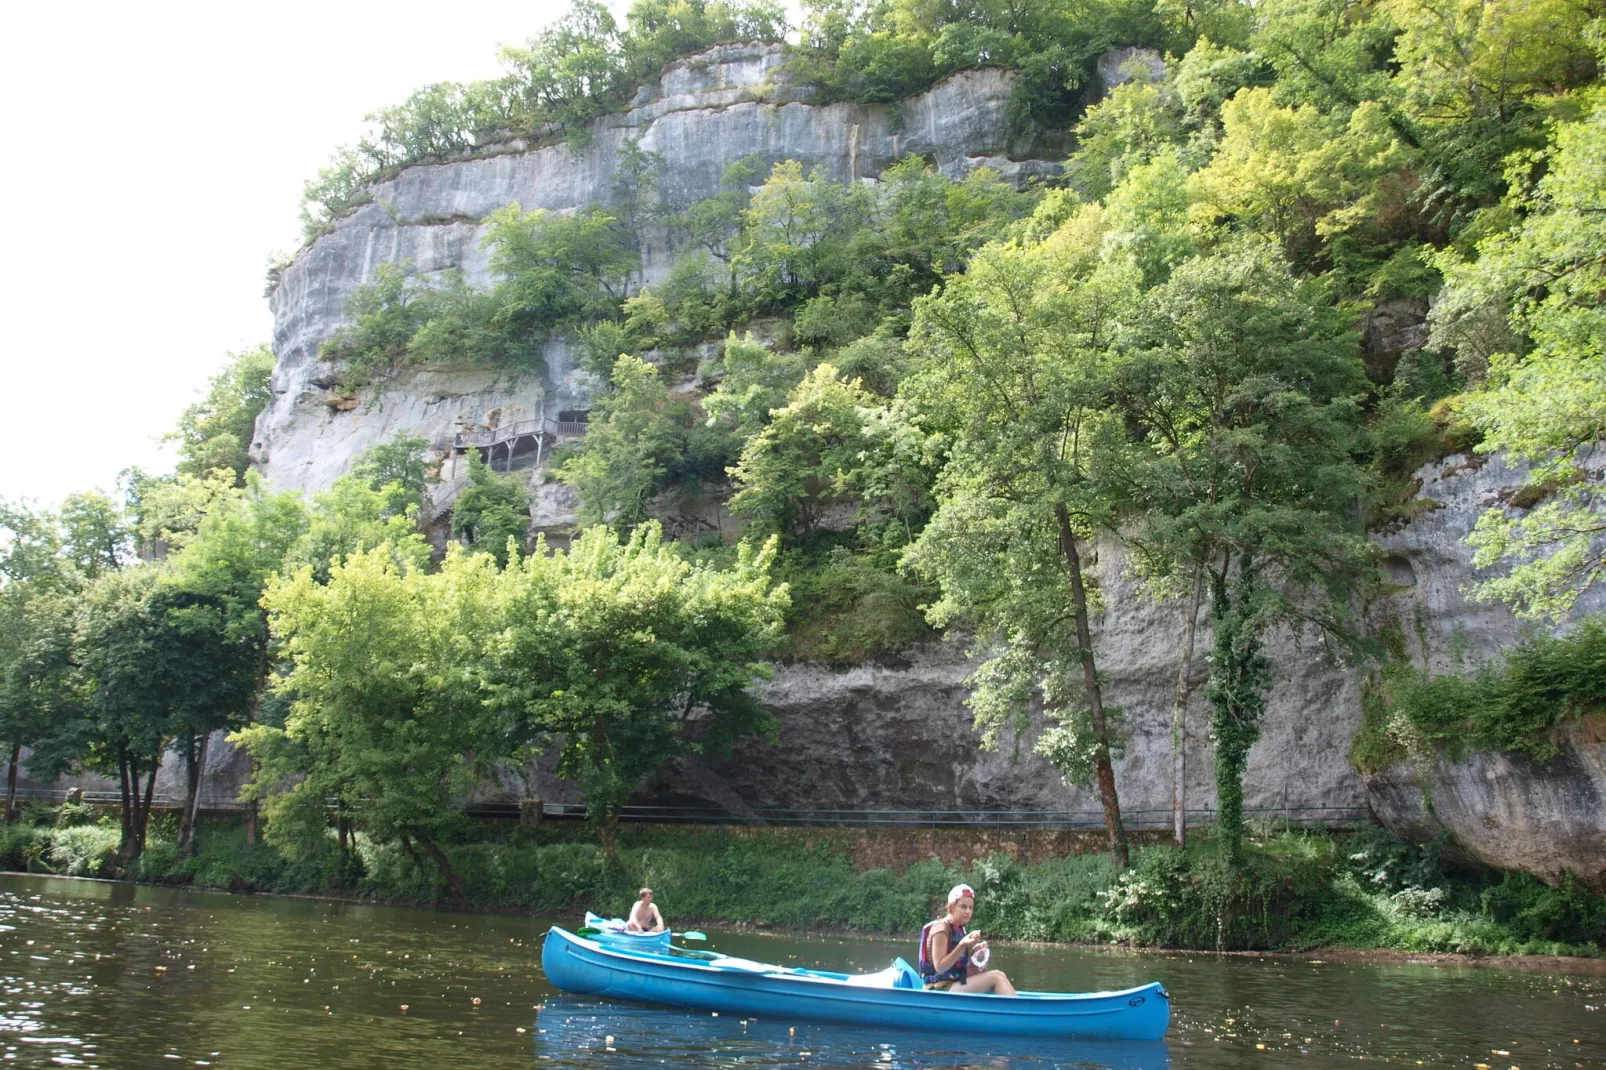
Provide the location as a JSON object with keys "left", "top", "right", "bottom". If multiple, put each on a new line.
{"left": 256, "top": 43, "right": 1057, "bottom": 498}
{"left": 1094, "top": 47, "right": 1165, "bottom": 99}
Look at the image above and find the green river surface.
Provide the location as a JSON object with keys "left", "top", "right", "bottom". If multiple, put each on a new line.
{"left": 1, "top": 873, "right": 1600, "bottom": 1069}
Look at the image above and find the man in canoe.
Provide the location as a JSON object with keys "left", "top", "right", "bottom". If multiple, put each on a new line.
{"left": 919, "top": 883, "right": 1018, "bottom": 995}
{"left": 626, "top": 887, "right": 666, "bottom": 933}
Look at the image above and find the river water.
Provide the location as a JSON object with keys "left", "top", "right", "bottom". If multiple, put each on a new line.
{"left": 0, "top": 874, "right": 1599, "bottom": 1069}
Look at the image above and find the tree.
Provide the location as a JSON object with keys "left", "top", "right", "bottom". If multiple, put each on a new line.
{"left": 59, "top": 491, "right": 133, "bottom": 580}
{"left": 162, "top": 476, "right": 307, "bottom": 856}
{"left": 451, "top": 451, "right": 532, "bottom": 564}
{"left": 484, "top": 203, "right": 640, "bottom": 332}
{"left": 168, "top": 346, "right": 277, "bottom": 483}
{"left": 556, "top": 355, "right": 682, "bottom": 526}
{"left": 240, "top": 545, "right": 505, "bottom": 899}
{"left": 1436, "top": 100, "right": 1606, "bottom": 620}
{"left": 1112, "top": 240, "right": 1374, "bottom": 864}
{"left": 904, "top": 220, "right": 1139, "bottom": 870}
{"left": 702, "top": 332, "right": 809, "bottom": 438}
{"left": 490, "top": 523, "right": 787, "bottom": 859}
{"left": 63, "top": 568, "right": 180, "bottom": 867}
{"left": 0, "top": 500, "right": 76, "bottom": 822}
{"left": 727, "top": 363, "right": 892, "bottom": 542}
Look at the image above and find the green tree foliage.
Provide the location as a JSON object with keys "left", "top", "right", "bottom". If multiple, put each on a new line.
{"left": 240, "top": 524, "right": 786, "bottom": 868}
{"left": 161, "top": 476, "right": 308, "bottom": 854}
{"left": 904, "top": 220, "right": 1139, "bottom": 869}
{"left": 1113, "top": 240, "right": 1375, "bottom": 863}
{"left": 489, "top": 523, "right": 787, "bottom": 857}
{"left": 321, "top": 264, "right": 550, "bottom": 392}
{"left": 59, "top": 568, "right": 193, "bottom": 867}
{"left": 450, "top": 451, "right": 533, "bottom": 564}
{"left": 168, "top": 346, "right": 277, "bottom": 483}
{"left": 240, "top": 546, "right": 506, "bottom": 898}
{"left": 0, "top": 501, "right": 77, "bottom": 822}
{"left": 702, "top": 332, "right": 809, "bottom": 437}
{"left": 1437, "top": 99, "right": 1606, "bottom": 620}
{"left": 729, "top": 363, "right": 923, "bottom": 542}
{"left": 557, "top": 355, "right": 733, "bottom": 527}
{"left": 58, "top": 492, "right": 133, "bottom": 581}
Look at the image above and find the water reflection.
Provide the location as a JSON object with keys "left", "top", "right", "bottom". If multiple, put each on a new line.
{"left": 534, "top": 997, "right": 1172, "bottom": 1069}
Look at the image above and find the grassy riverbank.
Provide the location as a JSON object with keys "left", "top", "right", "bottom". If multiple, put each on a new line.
{"left": 2, "top": 809, "right": 1601, "bottom": 958}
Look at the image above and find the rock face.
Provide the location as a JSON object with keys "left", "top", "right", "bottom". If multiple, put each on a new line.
{"left": 255, "top": 42, "right": 1055, "bottom": 499}
{"left": 1363, "top": 453, "right": 1606, "bottom": 886}
{"left": 1365, "top": 716, "right": 1606, "bottom": 890}
{"left": 681, "top": 541, "right": 1365, "bottom": 827}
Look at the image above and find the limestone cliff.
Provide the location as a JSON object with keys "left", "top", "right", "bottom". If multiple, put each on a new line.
{"left": 255, "top": 42, "right": 1051, "bottom": 501}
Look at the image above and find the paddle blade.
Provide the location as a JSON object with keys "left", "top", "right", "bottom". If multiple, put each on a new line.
{"left": 576, "top": 927, "right": 601, "bottom": 936}
{"left": 680, "top": 930, "right": 707, "bottom": 941}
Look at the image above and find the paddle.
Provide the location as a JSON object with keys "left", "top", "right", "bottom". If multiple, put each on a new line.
{"left": 680, "top": 930, "right": 707, "bottom": 941}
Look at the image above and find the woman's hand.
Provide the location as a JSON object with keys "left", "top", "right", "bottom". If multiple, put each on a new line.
{"left": 960, "top": 930, "right": 984, "bottom": 949}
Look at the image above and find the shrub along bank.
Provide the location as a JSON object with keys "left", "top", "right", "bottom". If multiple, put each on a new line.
{"left": 2, "top": 809, "right": 1601, "bottom": 958}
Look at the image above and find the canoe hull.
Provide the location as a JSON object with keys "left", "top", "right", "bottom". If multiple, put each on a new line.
{"left": 582, "top": 911, "right": 673, "bottom": 950}
{"left": 541, "top": 927, "right": 1169, "bottom": 1041}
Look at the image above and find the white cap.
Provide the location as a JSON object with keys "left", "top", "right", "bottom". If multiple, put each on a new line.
{"left": 946, "top": 883, "right": 975, "bottom": 905}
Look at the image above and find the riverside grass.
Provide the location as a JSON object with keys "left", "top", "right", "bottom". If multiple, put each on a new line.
{"left": 2, "top": 812, "right": 1601, "bottom": 957}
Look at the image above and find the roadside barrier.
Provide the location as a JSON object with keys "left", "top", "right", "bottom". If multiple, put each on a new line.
{"left": 1, "top": 786, "right": 1370, "bottom": 829}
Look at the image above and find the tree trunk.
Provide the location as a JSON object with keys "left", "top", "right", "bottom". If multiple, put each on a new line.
{"left": 177, "top": 731, "right": 210, "bottom": 861}
{"left": 1171, "top": 566, "right": 1204, "bottom": 847}
{"left": 5, "top": 742, "right": 20, "bottom": 823}
{"left": 1055, "top": 503, "right": 1129, "bottom": 871}
{"left": 116, "top": 753, "right": 137, "bottom": 868}
{"left": 1207, "top": 559, "right": 1269, "bottom": 867}
{"left": 130, "top": 753, "right": 161, "bottom": 861}
{"left": 414, "top": 830, "right": 466, "bottom": 903}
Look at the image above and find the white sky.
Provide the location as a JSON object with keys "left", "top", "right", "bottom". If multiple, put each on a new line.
{"left": 0, "top": 0, "right": 573, "bottom": 506}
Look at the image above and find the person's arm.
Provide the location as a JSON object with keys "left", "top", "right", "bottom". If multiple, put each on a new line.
{"left": 929, "top": 926, "right": 979, "bottom": 974}
{"left": 651, "top": 905, "right": 665, "bottom": 932}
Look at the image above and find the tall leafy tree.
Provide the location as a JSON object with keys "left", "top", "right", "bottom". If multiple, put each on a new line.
{"left": 1112, "top": 240, "right": 1374, "bottom": 863}
{"left": 61, "top": 568, "right": 179, "bottom": 867}
{"left": 451, "top": 451, "right": 532, "bottom": 564}
{"left": 241, "top": 545, "right": 505, "bottom": 899}
{"left": 163, "top": 476, "right": 308, "bottom": 856}
{"left": 490, "top": 523, "right": 787, "bottom": 859}
{"left": 904, "top": 218, "right": 1139, "bottom": 870}
{"left": 168, "top": 346, "right": 277, "bottom": 483}
{"left": 0, "top": 501, "right": 76, "bottom": 822}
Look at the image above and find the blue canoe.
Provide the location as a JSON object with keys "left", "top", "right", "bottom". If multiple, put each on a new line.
{"left": 582, "top": 911, "right": 673, "bottom": 950}
{"left": 541, "top": 926, "right": 1170, "bottom": 1041}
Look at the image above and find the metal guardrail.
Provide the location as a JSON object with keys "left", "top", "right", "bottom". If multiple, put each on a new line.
{"left": 528, "top": 803, "right": 1372, "bottom": 829}
{"left": 4, "top": 787, "right": 249, "bottom": 810}
{"left": 4, "top": 786, "right": 1370, "bottom": 829}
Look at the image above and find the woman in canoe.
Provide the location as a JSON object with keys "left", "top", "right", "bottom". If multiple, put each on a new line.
{"left": 919, "top": 883, "right": 1017, "bottom": 995}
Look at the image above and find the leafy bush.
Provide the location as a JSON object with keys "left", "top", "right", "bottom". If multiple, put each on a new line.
{"left": 46, "top": 823, "right": 120, "bottom": 877}
{"left": 1357, "top": 614, "right": 1606, "bottom": 769}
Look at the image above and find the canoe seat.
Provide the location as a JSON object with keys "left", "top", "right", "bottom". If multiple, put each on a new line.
{"left": 842, "top": 966, "right": 903, "bottom": 988}
{"left": 891, "top": 957, "right": 921, "bottom": 990}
